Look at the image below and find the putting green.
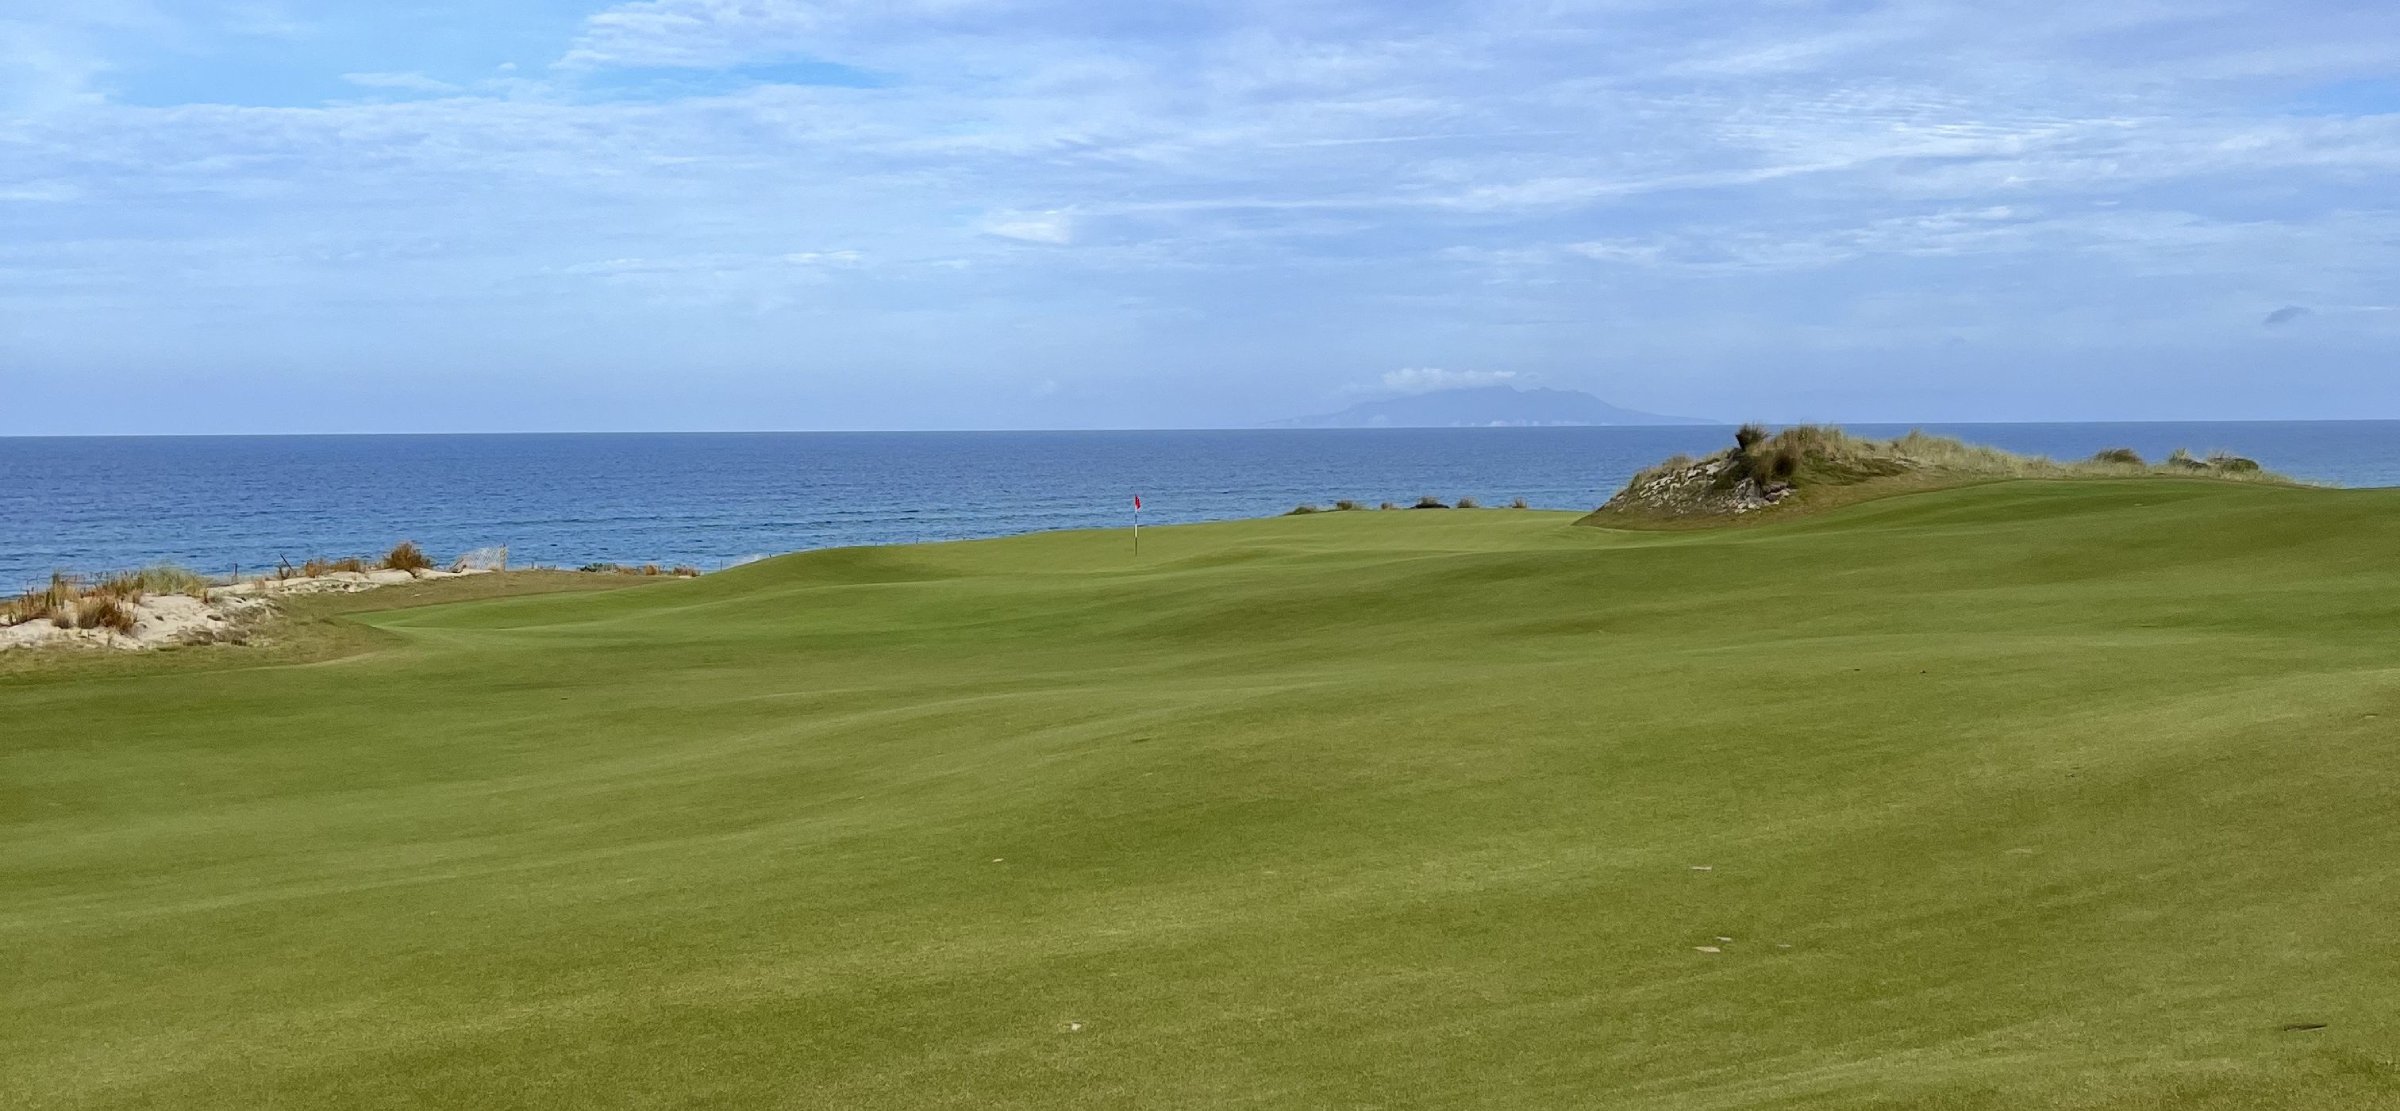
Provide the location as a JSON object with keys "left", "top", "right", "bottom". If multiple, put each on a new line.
{"left": 6, "top": 480, "right": 2399, "bottom": 1108}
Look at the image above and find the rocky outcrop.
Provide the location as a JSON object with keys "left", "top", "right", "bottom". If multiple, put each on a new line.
{"left": 1600, "top": 457, "right": 1794, "bottom": 517}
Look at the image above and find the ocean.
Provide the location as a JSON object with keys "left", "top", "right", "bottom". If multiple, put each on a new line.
{"left": 2, "top": 423, "right": 2391, "bottom": 586}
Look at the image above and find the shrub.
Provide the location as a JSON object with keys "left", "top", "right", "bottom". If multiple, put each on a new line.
{"left": 1413, "top": 496, "right": 1449, "bottom": 509}
{"left": 1286, "top": 504, "right": 1322, "bottom": 515}
{"left": 2091, "top": 447, "right": 2144, "bottom": 466}
{"left": 2207, "top": 452, "right": 2262, "bottom": 474}
{"left": 1378, "top": 502, "right": 1396, "bottom": 511}
{"left": 1455, "top": 496, "right": 1481, "bottom": 509}
{"left": 1734, "top": 423, "right": 1768, "bottom": 452}
{"left": 2164, "top": 448, "right": 2208, "bottom": 471}
{"left": 1332, "top": 499, "right": 1363, "bottom": 511}
{"left": 639, "top": 563, "right": 663, "bottom": 576}
{"left": 1510, "top": 497, "right": 1529, "bottom": 509}
{"left": 671, "top": 565, "right": 701, "bottom": 577}
{"left": 382, "top": 541, "right": 434, "bottom": 572}
{"left": 77, "top": 596, "right": 137, "bottom": 634}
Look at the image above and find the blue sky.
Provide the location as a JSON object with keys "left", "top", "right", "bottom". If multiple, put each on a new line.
{"left": 3, "top": 1, "right": 2397, "bottom": 433}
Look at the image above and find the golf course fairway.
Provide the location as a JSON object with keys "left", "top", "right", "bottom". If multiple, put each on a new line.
{"left": 7, "top": 478, "right": 2399, "bottom": 1109}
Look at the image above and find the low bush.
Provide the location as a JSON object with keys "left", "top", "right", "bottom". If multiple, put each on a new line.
{"left": 1332, "top": 500, "right": 1363, "bottom": 511}
{"left": 1286, "top": 504, "right": 1322, "bottom": 515}
{"left": 1455, "top": 496, "right": 1481, "bottom": 509}
{"left": 2207, "top": 452, "right": 2263, "bottom": 474}
{"left": 76, "top": 596, "right": 137, "bottom": 634}
{"left": 671, "top": 565, "right": 701, "bottom": 578}
{"left": 2091, "top": 447, "right": 2144, "bottom": 466}
{"left": 1413, "top": 496, "right": 1449, "bottom": 510}
{"left": 382, "top": 541, "right": 434, "bottom": 572}
{"left": 1378, "top": 502, "right": 1396, "bottom": 510}
{"left": 1510, "top": 497, "right": 1529, "bottom": 509}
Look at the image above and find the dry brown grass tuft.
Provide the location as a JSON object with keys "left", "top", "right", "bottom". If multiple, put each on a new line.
{"left": 382, "top": 542, "right": 434, "bottom": 572}
{"left": 5, "top": 573, "right": 85, "bottom": 628}
{"left": 76, "top": 596, "right": 137, "bottom": 634}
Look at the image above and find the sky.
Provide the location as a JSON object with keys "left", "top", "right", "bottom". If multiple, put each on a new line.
{"left": 2, "top": 1, "right": 2397, "bottom": 434}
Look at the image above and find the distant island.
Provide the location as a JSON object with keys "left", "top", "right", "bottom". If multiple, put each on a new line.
{"left": 1271, "top": 385, "right": 1710, "bottom": 428}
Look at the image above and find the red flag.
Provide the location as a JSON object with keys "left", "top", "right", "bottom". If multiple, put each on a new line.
{"left": 1133, "top": 495, "right": 1142, "bottom": 510}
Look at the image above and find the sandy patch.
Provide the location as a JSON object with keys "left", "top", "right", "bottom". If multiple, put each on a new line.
{"left": 2, "top": 567, "right": 491, "bottom": 652}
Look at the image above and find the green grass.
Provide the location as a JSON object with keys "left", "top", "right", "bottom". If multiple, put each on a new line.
{"left": 6, "top": 481, "right": 2400, "bottom": 1108}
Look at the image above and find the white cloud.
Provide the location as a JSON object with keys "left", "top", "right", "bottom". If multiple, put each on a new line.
{"left": 979, "top": 211, "right": 1074, "bottom": 245}
{"left": 342, "top": 72, "right": 461, "bottom": 94}
{"left": 1380, "top": 368, "right": 1523, "bottom": 394}
{"left": 558, "top": 0, "right": 998, "bottom": 69}
{"left": 224, "top": 2, "right": 311, "bottom": 40}
{"left": 10, "top": 0, "right": 2400, "bottom": 429}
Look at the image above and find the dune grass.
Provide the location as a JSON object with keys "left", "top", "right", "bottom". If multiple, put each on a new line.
{"left": 6, "top": 482, "right": 2400, "bottom": 1108}
{"left": 2, "top": 564, "right": 213, "bottom": 630}
{"left": 1591, "top": 426, "right": 2288, "bottom": 527}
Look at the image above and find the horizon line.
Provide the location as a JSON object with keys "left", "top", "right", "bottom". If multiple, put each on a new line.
{"left": 7, "top": 418, "right": 2400, "bottom": 439}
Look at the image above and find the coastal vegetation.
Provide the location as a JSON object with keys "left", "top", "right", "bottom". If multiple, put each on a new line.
{"left": 3, "top": 543, "right": 697, "bottom": 656}
{"left": 380, "top": 540, "right": 434, "bottom": 572}
{"left": 7, "top": 478, "right": 2398, "bottom": 1106}
{"left": 574, "top": 562, "right": 702, "bottom": 577}
{"left": 1, "top": 566, "right": 213, "bottom": 631}
{"left": 1587, "top": 424, "right": 2284, "bottom": 524}
{"left": 1293, "top": 497, "right": 1515, "bottom": 514}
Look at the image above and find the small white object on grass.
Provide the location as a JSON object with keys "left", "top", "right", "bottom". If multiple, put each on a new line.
{"left": 1689, "top": 865, "right": 1712, "bottom": 871}
{"left": 1694, "top": 946, "right": 1721, "bottom": 954}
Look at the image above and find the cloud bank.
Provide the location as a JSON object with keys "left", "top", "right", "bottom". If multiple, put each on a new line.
{"left": 1379, "top": 369, "right": 1524, "bottom": 394}
{"left": 3, "top": 0, "right": 2399, "bottom": 432}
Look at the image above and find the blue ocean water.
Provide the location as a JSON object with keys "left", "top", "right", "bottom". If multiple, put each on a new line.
{"left": 0, "top": 423, "right": 2390, "bottom": 587}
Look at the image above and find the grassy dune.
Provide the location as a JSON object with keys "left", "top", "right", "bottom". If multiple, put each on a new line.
{"left": 6, "top": 481, "right": 2400, "bottom": 1108}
